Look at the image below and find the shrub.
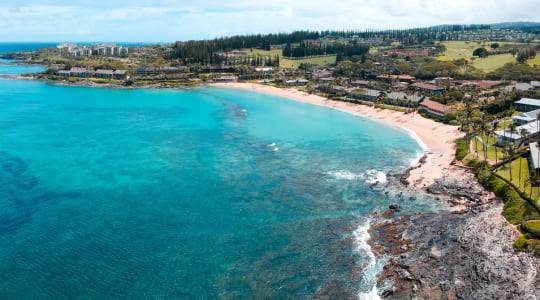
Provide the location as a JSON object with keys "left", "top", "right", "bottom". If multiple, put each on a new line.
{"left": 535, "top": 241, "right": 540, "bottom": 256}
{"left": 455, "top": 138, "right": 469, "bottom": 160}
{"left": 469, "top": 162, "right": 540, "bottom": 224}
{"left": 513, "top": 235, "right": 530, "bottom": 251}
{"left": 521, "top": 220, "right": 540, "bottom": 239}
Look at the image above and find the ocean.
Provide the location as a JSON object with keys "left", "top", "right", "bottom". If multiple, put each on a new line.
{"left": 0, "top": 60, "right": 446, "bottom": 298}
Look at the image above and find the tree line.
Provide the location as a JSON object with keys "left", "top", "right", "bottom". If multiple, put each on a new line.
{"left": 172, "top": 25, "right": 494, "bottom": 65}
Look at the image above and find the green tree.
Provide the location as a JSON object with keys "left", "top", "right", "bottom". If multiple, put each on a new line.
{"left": 473, "top": 47, "right": 489, "bottom": 58}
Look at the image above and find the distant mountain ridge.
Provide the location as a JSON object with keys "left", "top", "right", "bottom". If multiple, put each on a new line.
{"left": 490, "top": 21, "right": 540, "bottom": 29}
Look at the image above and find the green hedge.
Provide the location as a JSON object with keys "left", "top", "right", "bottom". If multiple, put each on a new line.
{"left": 472, "top": 163, "right": 540, "bottom": 224}
{"left": 513, "top": 235, "right": 530, "bottom": 251}
{"left": 455, "top": 137, "right": 469, "bottom": 161}
{"left": 522, "top": 220, "right": 540, "bottom": 239}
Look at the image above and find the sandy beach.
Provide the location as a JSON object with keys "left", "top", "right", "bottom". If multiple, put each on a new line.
{"left": 211, "top": 82, "right": 464, "bottom": 188}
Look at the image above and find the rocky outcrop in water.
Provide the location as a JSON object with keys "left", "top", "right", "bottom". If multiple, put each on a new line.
{"left": 371, "top": 202, "right": 540, "bottom": 299}
{"left": 371, "top": 164, "right": 540, "bottom": 299}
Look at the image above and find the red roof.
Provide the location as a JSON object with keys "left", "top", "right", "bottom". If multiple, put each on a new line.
{"left": 419, "top": 99, "right": 453, "bottom": 113}
{"left": 412, "top": 82, "right": 443, "bottom": 91}
{"left": 377, "top": 74, "right": 416, "bottom": 81}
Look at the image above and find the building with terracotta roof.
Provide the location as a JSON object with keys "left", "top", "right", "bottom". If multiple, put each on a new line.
{"left": 418, "top": 99, "right": 455, "bottom": 120}
{"left": 411, "top": 82, "right": 444, "bottom": 95}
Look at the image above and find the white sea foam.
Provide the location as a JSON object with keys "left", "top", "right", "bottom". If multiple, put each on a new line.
{"left": 353, "top": 218, "right": 382, "bottom": 300}
{"left": 325, "top": 171, "right": 363, "bottom": 180}
{"left": 267, "top": 142, "right": 276, "bottom": 147}
{"left": 365, "top": 169, "right": 387, "bottom": 184}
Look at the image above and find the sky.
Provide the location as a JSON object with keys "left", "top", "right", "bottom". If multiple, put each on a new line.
{"left": 0, "top": 0, "right": 538, "bottom": 43}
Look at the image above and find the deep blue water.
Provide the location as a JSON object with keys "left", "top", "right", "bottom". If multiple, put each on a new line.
{"left": 0, "top": 77, "right": 446, "bottom": 299}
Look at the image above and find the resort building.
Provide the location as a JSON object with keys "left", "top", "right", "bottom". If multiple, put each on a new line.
{"left": 113, "top": 70, "right": 128, "bottom": 80}
{"left": 515, "top": 98, "right": 540, "bottom": 112}
{"left": 213, "top": 75, "right": 237, "bottom": 82}
{"left": 495, "top": 121, "right": 540, "bottom": 146}
{"left": 512, "top": 109, "right": 540, "bottom": 126}
{"left": 411, "top": 82, "right": 444, "bottom": 95}
{"left": 69, "top": 67, "right": 89, "bottom": 77}
{"left": 385, "top": 92, "right": 424, "bottom": 107}
{"left": 95, "top": 69, "right": 114, "bottom": 79}
{"left": 349, "top": 89, "right": 383, "bottom": 102}
{"left": 57, "top": 43, "right": 128, "bottom": 57}
{"left": 56, "top": 70, "right": 71, "bottom": 78}
{"left": 285, "top": 79, "right": 309, "bottom": 86}
{"left": 529, "top": 142, "right": 540, "bottom": 172}
{"left": 418, "top": 99, "right": 455, "bottom": 120}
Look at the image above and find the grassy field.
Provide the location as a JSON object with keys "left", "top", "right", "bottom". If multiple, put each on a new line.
{"left": 249, "top": 48, "right": 336, "bottom": 68}
{"left": 280, "top": 55, "right": 336, "bottom": 69}
{"left": 472, "top": 54, "right": 515, "bottom": 72}
{"left": 436, "top": 41, "right": 521, "bottom": 73}
{"left": 527, "top": 56, "right": 540, "bottom": 67}
{"left": 496, "top": 157, "right": 539, "bottom": 199}
{"left": 436, "top": 41, "right": 484, "bottom": 61}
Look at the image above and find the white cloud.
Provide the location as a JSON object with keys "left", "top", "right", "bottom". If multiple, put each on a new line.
{"left": 0, "top": 0, "right": 538, "bottom": 41}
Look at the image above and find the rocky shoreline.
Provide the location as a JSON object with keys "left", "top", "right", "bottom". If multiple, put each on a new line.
{"left": 371, "top": 162, "right": 540, "bottom": 299}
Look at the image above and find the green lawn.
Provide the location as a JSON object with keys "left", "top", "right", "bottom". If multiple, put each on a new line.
{"left": 250, "top": 48, "right": 336, "bottom": 68}
{"left": 472, "top": 54, "right": 515, "bottom": 72}
{"left": 497, "top": 157, "right": 539, "bottom": 200}
{"left": 527, "top": 56, "right": 540, "bottom": 67}
{"left": 280, "top": 55, "right": 336, "bottom": 69}
{"left": 436, "top": 41, "right": 483, "bottom": 61}
{"left": 472, "top": 133, "right": 540, "bottom": 200}
{"left": 473, "top": 135, "right": 505, "bottom": 162}
{"left": 436, "top": 41, "right": 521, "bottom": 73}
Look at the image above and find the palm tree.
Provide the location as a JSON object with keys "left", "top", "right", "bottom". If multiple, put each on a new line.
{"left": 505, "top": 143, "right": 517, "bottom": 182}
{"left": 524, "top": 176, "right": 531, "bottom": 198}
{"left": 483, "top": 121, "right": 493, "bottom": 164}
{"left": 518, "top": 128, "right": 530, "bottom": 186}
{"left": 508, "top": 123, "right": 517, "bottom": 144}
{"left": 490, "top": 123, "right": 499, "bottom": 168}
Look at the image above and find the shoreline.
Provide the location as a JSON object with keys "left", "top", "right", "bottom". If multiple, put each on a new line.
{"left": 210, "top": 82, "right": 464, "bottom": 189}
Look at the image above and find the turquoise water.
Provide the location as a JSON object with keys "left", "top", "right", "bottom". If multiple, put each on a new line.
{"left": 0, "top": 78, "right": 443, "bottom": 299}
{"left": 0, "top": 58, "right": 46, "bottom": 75}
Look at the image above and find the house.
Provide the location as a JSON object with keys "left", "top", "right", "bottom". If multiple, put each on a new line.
{"left": 530, "top": 142, "right": 540, "bottom": 172}
{"left": 312, "top": 70, "right": 333, "bottom": 80}
{"left": 351, "top": 80, "right": 370, "bottom": 87}
{"left": 213, "top": 75, "right": 237, "bottom": 82}
{"left": 349, "top": 89, "right": 382, "bottom": 102}
{"left": 377, "top": 74, "right": 416, "bottom": 83}
{"left": 385, "top": 92, "right": 424, "bottom": 107}
{"left": 495, "top": 121, "right": 539, "bottom": 146}
{"left": 514, "top": 82, "right": 534, "bottom": 92}
{"left": 69, "top": 67, "right": 89, "bottom": 77}
{"left": 418, "top": 99, "right": 455, "bottom": 120}
{"left": 504, "top": 82, "right": 534, "bottom": 93}
{"left": 94, "top": 69, "right": 114, "bottom": 79}
{"left": 285, "top": 79, "right": 309, "bottom": 86}
{"left": 411, "top": 82, "right": 444, "bottom": 95}
{"left": 515, "top": 98, "right": 540, "bottom": 112}
{"left": 478, "top": 80, "right": 504, "bottom": 89}
{"left": 113, "top": 70, "right": 127, "bottom": 80}
{"left": 460, "top": 81, "right": 481, "bottom": 92}
{"left": 512, "top": 109, "right": 540, "bottom": 126}
{"left": 56, "top": 70, "right": 71, "bottom": 78}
